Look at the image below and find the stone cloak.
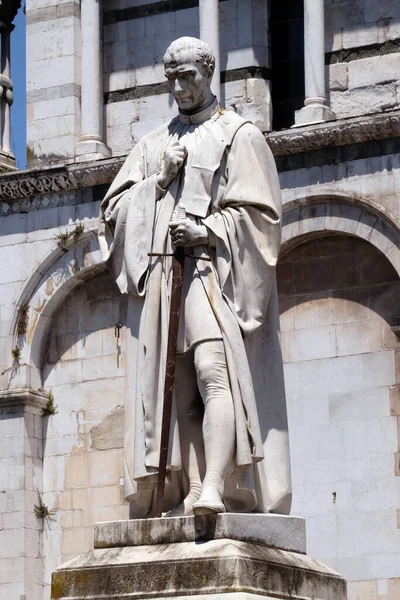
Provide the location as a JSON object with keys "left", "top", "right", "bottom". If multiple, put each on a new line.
{"left": 98, "top": 109, "right": 292, "bottom": 516}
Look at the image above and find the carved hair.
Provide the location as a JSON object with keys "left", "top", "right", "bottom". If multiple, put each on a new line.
{"left": 163, "top": 37, "right": 215, "bottom": 75}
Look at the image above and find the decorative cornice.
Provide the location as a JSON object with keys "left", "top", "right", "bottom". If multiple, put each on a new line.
{"left": 0, "top": 388, "right": 49, "bottom": 414}
{"left": 267, "top": 111, "right": 400, "bottom": 156}
{"left": 0, "top": 111, "right": 399, "bottom": 207}
{"left": 0, "top": 157, "right": 123, "bottom": 201}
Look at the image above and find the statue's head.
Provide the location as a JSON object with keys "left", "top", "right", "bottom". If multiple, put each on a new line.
{"left": 163, "top": 37, "right": 215, "bottom": 112}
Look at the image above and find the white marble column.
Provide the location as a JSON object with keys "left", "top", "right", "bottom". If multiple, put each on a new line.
{"left": 76, "top": 0, "right": 111, "bottom": 161}
{"left": 294, "top": 0, "right": 336, "bottom": 126}
{"left": 0, "top": 25, "right": 16, "bottom": 170}
{"left": 199, "top": 0, "right": 221, "bottom": 99}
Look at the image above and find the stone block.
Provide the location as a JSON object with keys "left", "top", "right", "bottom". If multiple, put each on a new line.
{"left": 325, "top": 0, "right": 364, "bottom": 30}
{"left": 42, "top": 359, "right": 83, "bottom": 387}
{"left": 28, "top": 55, "right": 80, "bottom": 91}
{"left": 60, "top": 527, "right": 92, "bottom": 555}
{"left": 388, "top": 578, "right": 400, "bottom": 600}
{"left": 240, "top": 78, "right": 272, "bottom": 132}
{"left": 388, "top": 19, "right": 400, "bottom": 41}
{"left": 220, "top": 18, "right": 238, "bottom": 52}
{"left": 64, "top": 453, "right": 88, "bottom": 489}
{"left": 325, "top": 29, "right": 343, "bottom": 53}
{"left": 329, "top": 63, "right": 349, "bottom": 92}
{"left": 294, "top": 296, "right": 333, "bottom": 330}
{"left": 288, "top": 391, "right": 329, "bottom": 428}
{"left": 176, "top": 7, "right": 199, "bottom": 33}
{"left": 72, "top": 488, "right": 89, "bottom": 510}
{"left": 90, "top": 406, "right": 124, "bottom": 451}
{"left": 52, "top": 515, "right": 346, "bottom": 600}
{"left": 0, "top": 556, "right": 24, "bottom": 584}
{"left": 131, "top": 117, "right": 167, "bottom": 142}
{"left": 223, "top": 47, "right": 258, "bottom": 71}
{"left": 330, "top": 84, "right": 398, "bottom": 119}
{"left": 145, "top": 12, "right": 175, "bottom": 36}
{"left": 90, "top": 485, "right": 122, "bottom": 508}
{"left": 282, "top": 325, "right": 336, "bottom": 363}
{"left": 363, "top": 0, "right": 400, "bottom": 22}
{"left": 348, "top": 55, "right": 400, "bottom": 89}
{"left": 88, "top": 448, "right": 123, "bottom": 487}
{"left": 335, "top": 320, "right": 383, "bottom": 356}
{"left": 342, "top": 24, "right": 379, "bottom": 49}
{"left": 95, "top": 514, "right": 306, "bottom": 553}
{"left": 138, "top": 93, "right": 175, "bottom": 122}
{"left": 329, "top": 386, "right": 391, "bottom": 423}
{"left": 366, "top": 552, "right": 400, "bottom": 580}
{"left": 82, "top": 354, "right": 123, "bottom": 382}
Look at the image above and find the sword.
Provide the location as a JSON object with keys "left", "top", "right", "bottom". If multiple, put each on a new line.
{"left": 153, "top": 207, "right": 186, "bottom": 518}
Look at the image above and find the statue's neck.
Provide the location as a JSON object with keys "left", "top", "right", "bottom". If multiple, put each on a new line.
{"left": 178, "top": 95, "right": 218, "bottom": 125}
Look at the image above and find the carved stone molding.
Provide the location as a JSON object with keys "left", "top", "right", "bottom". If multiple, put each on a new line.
{"left": 68, "top": 157, "right": 123, "bottom": 188}
{"left": 0, "top": 388, "right": 49, "bottom": 414}
{"left": 0, "top": 111, "right": 399, "bottom": 205}
{"left": 0, "top": 157, "right": 124, "bottom": 202}
{"left": 267, "top": 111, "right": 400, "bottom": 156}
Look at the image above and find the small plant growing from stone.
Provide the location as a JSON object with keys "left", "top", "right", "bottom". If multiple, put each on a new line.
{"left": 34, "top": 490, "right": 55, "bottom": 520}
{"left": 16, "top": 304, "right": 29, "bottom": 336}
{"left": 72, "top": 222, "right": 85, "bottom": 243}
{"left": 55, "top": 230, "right": 70, "bottom": 249}
{"left": 11, "top": 346, "right": 21, "bottom": 360}
{"left": 55, "top": 222, "right": 85, "bottom": 249}
{"left": 42, "top": 390, "right": 58, "bottom": 417}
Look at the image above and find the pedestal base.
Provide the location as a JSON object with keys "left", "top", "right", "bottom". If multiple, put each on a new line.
{"left": 0, "top": 149, "right": 17, "bottom": 171}
{"left": 293, "top": 104, "right": 337, "bottom": 127}
{"left": 75, "top": 139, "right": 112, "bottom": 162}
{"left": 51, "top": 514, "right": 346, "bottom": 600}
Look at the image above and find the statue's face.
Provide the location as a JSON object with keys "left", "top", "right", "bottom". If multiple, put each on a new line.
{"left": 164, "top": 50, "right": 212, "bottom": 112}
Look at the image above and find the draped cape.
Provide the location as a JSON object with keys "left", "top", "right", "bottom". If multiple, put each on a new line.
{"left": 99, "top": 108, "right": 292, "bottom": 516}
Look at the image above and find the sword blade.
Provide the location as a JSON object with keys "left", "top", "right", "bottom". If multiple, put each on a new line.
{"left": 155, "top": 248, "right": 184, "bottom": 518}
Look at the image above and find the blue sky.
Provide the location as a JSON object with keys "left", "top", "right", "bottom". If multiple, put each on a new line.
{"left": 11, "top": 3, "right": 26, "bottom": 170}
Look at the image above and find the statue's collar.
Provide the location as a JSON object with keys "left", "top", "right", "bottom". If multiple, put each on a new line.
{"left": 178, "top": 96, "right": 219, "bottom": 124}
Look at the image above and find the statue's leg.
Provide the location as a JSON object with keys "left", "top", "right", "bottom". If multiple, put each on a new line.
{"left": 192, "top": 340, "right": 235, "bottom": 515}
{"left": 167, "top": 349, "right": 206, "bottom": 516}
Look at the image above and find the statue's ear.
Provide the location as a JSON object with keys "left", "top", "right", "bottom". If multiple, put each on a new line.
{"left": 204, "top": 61, "right": 214, "bottom": 81}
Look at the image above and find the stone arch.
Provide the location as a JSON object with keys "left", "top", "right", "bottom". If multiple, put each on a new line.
{"left": 8, "top": 231, "right": 106, "bottom": 390}
{"left": 281, "top": 195, "right": 400, "bottom": 277}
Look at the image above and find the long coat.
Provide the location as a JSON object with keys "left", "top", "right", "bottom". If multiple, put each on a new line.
{"left": 99, "top": 106, "right": 292, "bottom": 517}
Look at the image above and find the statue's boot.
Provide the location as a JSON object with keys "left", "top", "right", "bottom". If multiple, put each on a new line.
{"left": 192, "top": 485, "right": 226, "bottom": 515}
{"left": 165, "top": 490, "right": 201, "bottom": 517}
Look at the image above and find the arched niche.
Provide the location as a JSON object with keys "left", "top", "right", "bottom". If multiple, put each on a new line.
{"left": 7, "top": 233, "right": 106, "bottom": 390}
{"left": 281, "top": 196, "right": 400, "bottom": 277}
{"left": 276, "top": 229, "right": 400, "bottom": 581}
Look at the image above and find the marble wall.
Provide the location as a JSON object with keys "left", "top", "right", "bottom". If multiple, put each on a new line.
{"left": 25, "top": 0, "right": 400, "bottom": 163}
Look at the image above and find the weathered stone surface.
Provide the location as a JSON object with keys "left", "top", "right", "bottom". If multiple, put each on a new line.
{"left": 329, "top": 63, "right": 349, "bottom": 92}
{"left": 330, "top": 84, "right": 398, "bottom": 119}
{"left": 52, "top": 517, "right": 346, "bottom": 600}
{"left": 90, "top": 406, "right": 124, "bottom": 450}
{"left": 94, "top": 514, "right": 306, "bottom": 553}
{"left": 348, "top": 54, "right": 400, "bottom": 89}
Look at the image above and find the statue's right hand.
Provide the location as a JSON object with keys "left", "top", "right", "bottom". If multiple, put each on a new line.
{"left": 157, "top": 141, "right": 187, "bottom": 189}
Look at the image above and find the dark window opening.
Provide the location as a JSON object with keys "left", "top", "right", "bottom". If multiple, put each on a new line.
{"left": 270, "top": 0, "right": 305, "bottom": 131}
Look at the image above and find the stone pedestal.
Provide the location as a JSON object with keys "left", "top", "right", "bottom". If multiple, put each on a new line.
{"left": 51, "top": 514, "right": 347, "bottom": 600}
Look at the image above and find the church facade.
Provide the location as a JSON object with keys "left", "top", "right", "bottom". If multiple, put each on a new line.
{"left": 0, "top": 1, "right": 400, "bottom": 599}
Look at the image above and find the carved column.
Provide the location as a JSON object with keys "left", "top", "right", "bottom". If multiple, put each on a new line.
{"left": 294, "top": 0, "right": 336, "bottom": 127}
{"left": 0, "top": 24, "right": 16, "bottom": 171}
{"left": 199, "top": 0, "right": 221, "bottom": 99}
{"left": 76, "top": 0, "right": 111, "bottom": 162}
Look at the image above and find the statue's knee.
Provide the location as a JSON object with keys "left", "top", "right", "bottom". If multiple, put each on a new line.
{"left": 195, "top": 353, "right": 217, "bottom": 389}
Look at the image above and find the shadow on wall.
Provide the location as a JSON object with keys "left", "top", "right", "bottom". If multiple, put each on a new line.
{"left": 278, "top": 233, "right": 400, "bottom": 331}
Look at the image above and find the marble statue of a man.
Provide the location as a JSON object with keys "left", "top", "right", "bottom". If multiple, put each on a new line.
{"left": 99, "top": 36, "right": 291, "bottom": 518}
